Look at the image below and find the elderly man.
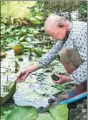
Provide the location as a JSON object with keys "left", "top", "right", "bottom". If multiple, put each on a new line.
{"left": 17, "top": 14, "right": 87, "bottom": 99}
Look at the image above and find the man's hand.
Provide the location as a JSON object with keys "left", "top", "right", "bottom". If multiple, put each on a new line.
{"left": 16, "top": 69, "right": 30, "bottom": 82}
{"left": 16, "top": 64, "right": 41, "bottom": 82}
{"left": 53, "top": 73, "right": 71, "bottom": 84}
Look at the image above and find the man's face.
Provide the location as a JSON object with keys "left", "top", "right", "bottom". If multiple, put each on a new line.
{"left": 45, "top": 24, "right": 68, "bottom": 40}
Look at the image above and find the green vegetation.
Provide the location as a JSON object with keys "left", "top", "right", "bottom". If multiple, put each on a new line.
{"left": 1, "top": 1, "right": 36, "bottom": 19}
{"left": 79, "top": 1, "right": 87, "bottom": 21}
{"left": 1, "top": 104, "right": 68, "bottom": 120}
{"left": 1, "top": 1, "right": 87, "bottom": 54}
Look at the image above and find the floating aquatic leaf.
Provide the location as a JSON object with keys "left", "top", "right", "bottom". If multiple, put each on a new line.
{"left": 36, "top": 113, "right": 54, "bottom": 120}
{"left": 6, "top": 106, "right": 37, "bottom": 120}
{"left": 49, "top": 104, "right": 68, "bottom": 120}
{"left": 1, "top": 104, "right": 16, "bottom": 120}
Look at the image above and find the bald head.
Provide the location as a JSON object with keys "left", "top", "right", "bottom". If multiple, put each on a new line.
{"left": 44, "top": 14, "right": 71, "bottom": 32}
{"left": 44, "top": 14, "right": 72, "bottom": 40}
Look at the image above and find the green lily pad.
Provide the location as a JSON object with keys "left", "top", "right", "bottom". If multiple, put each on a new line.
{"left": 36, "top": 113, "right": 54, "bottom": 120}
{"left": 1, "top": 104, "right": 17, "bottom": 120}
{"left": 6, "top": 106, "right": 37, "bottom": 120}
{"left": 49, "top": 104, "right": 68, "bottom": 120}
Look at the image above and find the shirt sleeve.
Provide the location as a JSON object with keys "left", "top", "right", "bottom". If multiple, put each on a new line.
{"left": 69, "top": 61, "right": 87, "bottom": 84}
{"left": 69, "top": 22, "right": 87, "bottom": 84}
{"left": 38, "top": 41, "right": 63, "bottom": 67}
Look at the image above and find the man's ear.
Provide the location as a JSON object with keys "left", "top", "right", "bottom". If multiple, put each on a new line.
{"left": 65, "top": 22, "right": 72, "bottom": 31}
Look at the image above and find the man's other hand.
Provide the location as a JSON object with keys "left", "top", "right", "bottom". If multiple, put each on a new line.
{"left": 53, "top": 73, "right": 71, "bottom": 84}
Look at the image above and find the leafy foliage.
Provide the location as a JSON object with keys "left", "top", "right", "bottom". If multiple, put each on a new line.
{"left": 1, "top": 104, "right": 16, "bottom": 120}
{"left": 36, "top": 113, "right": 54, "bottom": 120}
{"left": 1, "top": 105, "right": 37, "bottom": 120}
{"left": 6, "top": 106, "right": 37, "bottom": 120}
{"left": 49, "top": 104, "right": 68, "bottom": 120}
{"left": 1, "top": 1, "right": 87, "bottom": 53}
{"left": 78, "top": 1, "right": 87, "bottom": 21}
{"left": 1, "top": 1, "right": 36, "bottom": 19}
{"left": 1, "top": 2, "right": 55, "bottom": 57}
{"left": 42, "top": 1, "right": 79, "bottom": 18}
{"left": 1, "top": 104, "right": 68, "bottom": 120}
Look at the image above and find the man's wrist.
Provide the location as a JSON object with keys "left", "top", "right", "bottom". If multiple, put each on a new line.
{"left": 27, "top": 64, "right": 40, "bottom": 73}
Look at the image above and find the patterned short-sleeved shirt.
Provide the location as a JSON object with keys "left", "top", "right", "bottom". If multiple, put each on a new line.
{"left": 38, "top": 21, "right": 87, "bottom": 84}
